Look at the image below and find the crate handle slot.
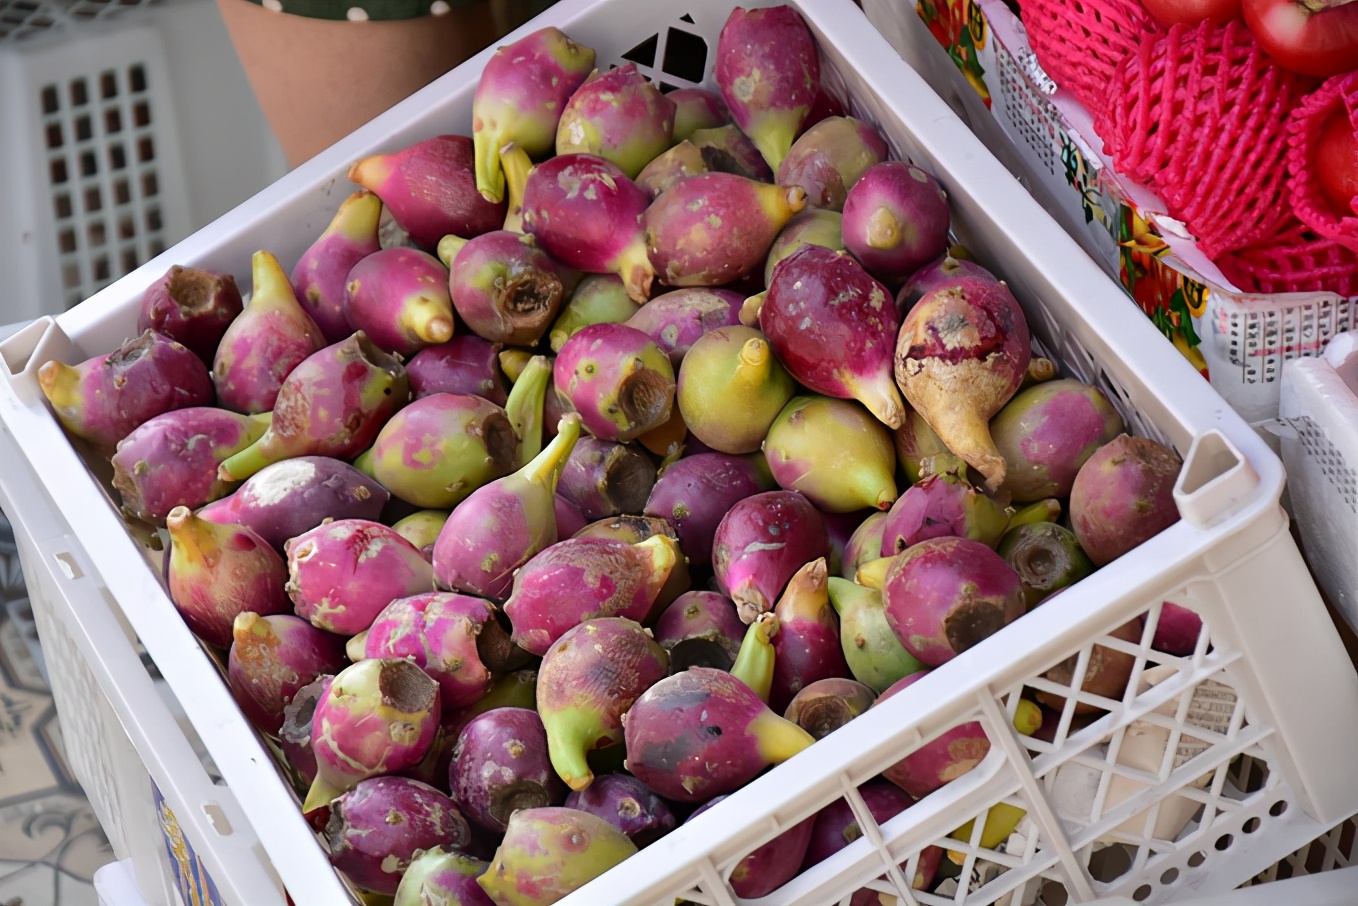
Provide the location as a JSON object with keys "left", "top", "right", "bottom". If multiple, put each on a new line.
{"left": 1174, "top": 431, "right": 1258, "bottom": 528}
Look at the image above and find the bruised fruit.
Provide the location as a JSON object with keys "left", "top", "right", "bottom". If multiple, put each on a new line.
{"left": 624, "top": 287, "right": 745, "bottom": 369}
{"left": 1069, "top": 435, "right": 1182, "bottom": 565}
{"left": 991, "top": 379, "right": 1124, "bottom": 502}
{"left": 670, "top": 86, "right": 730, "bottom": 140}
{"left": 688, "top": 124, "right": 774, "bottom": 182}
{"left": 572, "top": 516, "right": 689, "bottom": 614}
{"left": 713, "top": 489, "right": 830, "bottom": 623}
{"left": 477, "top": 807, "right": 637, "bottom": 906}
{"left": 784, "top": 677, "right": 876, "bottom": 739}
{"left": 227, "top": 612, "right": 346, "bottom": 735}
{"left": 764, "top": 207, "right": 845, "bottom": 285}
{"left": 292, "top": 190, "right": 383, "bottom": 343}
{"left": 842, "top": 161, "right": 951, "bottom": 286}
{"left": 407, "top": 335, "right": 507, "bottom": 404}
{"left": 549, "top": 274, "right": 643, "bottom": 351}
{"left": 689, "top": 796, "right": 814, "bottom": 898}
{"left": 777, "top": 116, "right": 889, "bottom": 211}
{"left": 394, "top": 847, "right": 493, "bottom": 906}
{"left": 450, "top": 707, "right": 567, "bottom": 834}
{"left": 827, "top": 577, "right": 925, "bottom": 694}
{"left": 769, "top": 558, "right": 851, "bottom": 713}
{"left": 344, "top": 247, "right": 455, "bottom": 357}
{"left": 652, "top": 591, "right": 746, "bottom": 672}
{"left": 877, "top": 671, "right": 991, "bottom": 798}
{"left": 677, "top": 325, "right": 795, "bottom": 454}
{"left": 443, "top": 230, "right": 573, "bottom": 347}
{"left": 842, "top": 511, "right": 889, "bottom": 581}
{"left": 363, "top": 592, "right": 502, "bottom": 711}
{"left": 879, "top": 471, "right": 1010, "bottom": 555}
{"left": 137, "top": 264, "right": 243, "bottom": 364}
{"left": 635, "top": 141, "right": 708, "bottom": 199}
{"left": 764, "top": 395, "right": 898, "bottom": 513}
{"left": 564, "top": 773, "right": 675, "bottom": 848}
{"left": 555, "top": 63, "right": 676, "bottom": 179}
{"left": 644, "top": 451, "right": 778, "bottom": 565}
{"left": 556, "top": 436, "right": 658, "bottom": 521}
{"left": 279, "top": 675, "right": 328, "bottom": 787}
{"left": 997, "top": 522, "right": 1094, "bottom": 608}
{"left": 553, "top": 323, "right": 675, "bottom": 442}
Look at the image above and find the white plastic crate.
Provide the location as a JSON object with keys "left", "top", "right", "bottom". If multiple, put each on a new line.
{"left": 1, "top": 1, "right": 1356, "bottom": 905}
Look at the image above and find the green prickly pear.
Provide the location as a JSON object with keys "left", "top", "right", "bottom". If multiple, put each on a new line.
{"left": 477, "top": 807, "right": 637, "bottom": 906}
{"left": 826, "top": 577, "right": 925, "bottom": 694}
{"left": 763, "top": 395, "right": 898, "bottom": 514}
{"left": 677, "top": 325, "right": 794, "bottom": 455}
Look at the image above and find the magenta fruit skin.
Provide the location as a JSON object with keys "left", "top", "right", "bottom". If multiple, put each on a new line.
{"left": 292, "top": 191, "right": 384, "bottom": 344}
{"left": 394, "top": 847, "right": 493, "bottom": 906}
{"left": 842, "top": 510, "right": 889, "bottom": 580}
{"left": 803, "top": 780, "right": 943, "bottom": 892}
{"left": 449, "top": 230, "right": 575, "bottom": 347}
{"left": 326, "top": 775, "right": 470, "bottom": 895}
{"left": 279, "top": 675, "right": 330, "bottom": 786}
{"left": 555, "top": 62, "right": 676, "bottom": 179}
{"left": 563, "top": 773, "right": 676, "bottom": 848}
{"left": 363, "top": 592, "right": 498, "bottom": 711}
{"left": 624, "top": 287, "right": 746, "bottom": 369}
{"left": 895, "top": 254, "right": 997, "bottom": 314}
{"left": 448, "top": 707, "right": 567, "bottom": 834}
{"left": 38, "top": 329, "right": 215, "bottom": 451}
{"left": 992, "top": 379, "right": 1125, "bottom": 503}
{"left": 137, "top": 265, "right": 244, "bottom": 364}
{"left": 227, "top": 612, "right": 346, "bottom": 735}
{"left": 652, "top": 590, "right": 746, "bottom": 673}
{"left": 879, "top": 473, "right": 1007, "bottom": 555}
{"left": 344, "top": 247, "right": 454, "bottom": 357}
{"left": 1154, "top": 602, "right": 1203, "bottom": 656}
{"left": 644, "top": 452, "right": 777, "bottom": 567}
{"left": 554, "top": 494, "right": 589, "bottom": 538}
{"left": 882, "top": 536, "right": 1026, "bottom": 667}
{"left": 875, "top": 671, "right": 990, "bottom": 798}
{"left": 349, "top": 134, "right": 505, "bottom": 248}
{"left": 196, "top": 456, "right": 389, "bottom": 552}
{"left": 407, "top": 335, "right": 507, "bottom": 405}
{"left": 1069, "top": 435, "right": 1183, "bottom": 566}
{"left": 712, "top": 490, "right": 830, "bottom": 623}
{"left": 553, "top": 323, "right": 675, "bottom": 442}
{"left": 689, "top": 796, "right": 815, "bottom": 898}
{"left": 111, "top": 407, "right": 266, "bottom": 525}
{"left": 636, "top": 141, "right": 710, "bottom": 199}
{"left": 285, "top": 519, "right": 435, "bottom": 636}
{"left": 777, "top": 116, "right": 890, "bottom": 211}
{"left": 842, "top": 161, "right": 952, "bottom": 286}
{"left": 556, "top": 436, "right": 658, "bottom": 522}
{"left": 770, "top": 583, "right": 853, "bottom": 714}
{"left": 669, "top": 87, "right": 731, "bottom": 141}
{"left": 688, "top": 124, "right": 774, "bottom": 182}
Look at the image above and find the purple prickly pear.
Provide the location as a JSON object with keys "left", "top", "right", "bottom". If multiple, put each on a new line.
{"left": 1069, "top": 435, "right": 1182, "bottom": 565}
{"left": 111, "top": 407, "right": 269, "bottom": 525}
{"left": 842, "top": 511, "right": 889, "bottom": 581}
{"left": 285, "top": 519, "right": 435, "bottom": 636}
{"left": 713, "top": 489, "right": 830, "bottom": 623}
{"left": 137, "top": 264, "right": 243, "bottom": 364}
{"left": 764, "top": 395, "right": 898, "bottom": 514}
{"left": 636, "top": 141, "right": 709, "bottom": 199}
{"left": 472, "top": 28, "right": 598, "bottom": 203}
{"left": 395, "top": 847, "right": 493, "bottom": 906}
{"left": 624, "top": 287, "right": 745, "bottom": 369}
{"left": 769, "top": 558, "right": 852, "bottom": 713}
{"left": 279, "top": 675, "right": 329, "bottom": 787}
{"left": 754, "top": 244, "right": 905, "bottom": 429}
{"left": 842, "top": 161, "right": 952, "bottom": 287}
{"left": 777, "top": 116, "right": 890, "bottom": 211}
{"left": 652, "top": 591, "right": 746, "bottom": 672}
{"left": 643, "top": 173, "right": 806, "bottom": 287}
{"left": 991, "top": 378, "right": 1126, "bottom": 502}
{"left": 166, "top": 507, "right": 290, "bottom": 648}
{"left": 449, "top": 707, "right": 568, "bottom": 834}
{"left": 875, "top": 671, "right": 990, "bottom": 797}
{"left": 643, "top": 451, "right": 777, "bottom": 565}
{"left": 689, "top": 796, "right": 814, "bottom": 898}
{"left": 571, "top": 515, "right": 690, "bottom": 618}
{"left": 715, "top": 5, "right": 821, "bottom": 171}
{"left": 895, "top": 253, "right": 998, "bottom": 314}
{"left": 38, "top": 329, "right": 214, "bottom": 451}
{"left": 549, "top": 273, "right": 644, "bottom": 351}
{"left": 880, "top": 471, "right": 1010, "bottom": 555}
{"left": 677, "top": 325, "right": 795, "bottom": 454}
{"left": 344, "top": 247, "right": 454, "bottom": 357}
{"left": 350, "top": 135, "right": 505, "bottom": 248}
{"left": 669, "top": 86, "right": 730, "bottom": 141}
{"left": 407, "top": 335, "right": 507, "bottom": 405}
{"left": 363, "top": 592, "right": 503, "bottom": 711}
{"left": 522, "top": 153, "right": 655, "bottom": 303}
{"left": 537, "top": 617, "right": 668, "bottom": 791}
{"left": 553, "top": 323, "right": 675, "bottom": 442}
{"left": 432, "top": 415, "right": 581, "bottom": 601}
{"left": 688, "top": 124, "right": 774, "bottom": 182}
{"left": 213, "top": 250, "right": 326, "bottom": 414}
{"left": 555, "top": 494, "right": 589, "bottom": 539}
{"left": 556, "top": 63, "right": 676, "bottom": 179}
{"left": 764, "top": 207, "right": 845, "bottom": 285}
{"left": 217, "top": 333, "right": 409, "bottom": 482}
{"left": 804, "top": 781, "right": 942, "bottom": 892}
{"left": 622, "top": 666, "right": 813, "bottom": 802}
{"left": 477, "top": 807, "right": 637, "bottom": 905}
{"left": 291, "top": 190, "right": 383, "bottom": 343}
{"left": 556, "top": 436, "right": 658, "bottom": 521}
{"left": 441, "top": 231, "right": 575, "bottom": 347}
{"left": 325, "top": 775, "right": 470, "bottom": 894}
{"left": 1154, "top": 601, "right": 1203, "bottom": 655}
{"left": 227, "top": 613, "right": 346, "bottom": 735}
{"left": 784, "top": 677, "right": 876, "bottom": 739}
{"left": 564, "top": 773, "right": 675, "bottom": 848}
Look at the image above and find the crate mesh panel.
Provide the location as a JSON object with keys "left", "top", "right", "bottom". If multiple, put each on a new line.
{"left": 0, "top": 0, "right": 158, "bottom": 42}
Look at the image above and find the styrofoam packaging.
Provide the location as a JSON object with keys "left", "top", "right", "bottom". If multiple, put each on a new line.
{"left": 1, "top": 1, "right": 1357, "bottom": 905}
{"left": 862, "top": 0, "right": 1358, "bottom": 428}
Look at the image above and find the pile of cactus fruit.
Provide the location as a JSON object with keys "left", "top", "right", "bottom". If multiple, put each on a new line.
{"left": 37, "top": 5, "right": 1192, "bottom": 903}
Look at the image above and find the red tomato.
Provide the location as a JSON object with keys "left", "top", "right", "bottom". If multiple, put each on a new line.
{"left": 1140, "top": 0, "right": 1241, "bottom": 27}
{"left": 1242, "top": 0, "right": 1358, "bottom": 79}
{"left": 1315, "top": 111, "right": 1358, "bottom": 215}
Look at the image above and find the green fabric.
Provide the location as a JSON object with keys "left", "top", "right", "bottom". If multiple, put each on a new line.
{"left": 241, "top": 0, "right": 557, "bottom": 20}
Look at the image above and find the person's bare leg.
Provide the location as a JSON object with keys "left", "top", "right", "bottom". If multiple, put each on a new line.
{"left": 216, "top": 0, "right": 500, "bottom": 168}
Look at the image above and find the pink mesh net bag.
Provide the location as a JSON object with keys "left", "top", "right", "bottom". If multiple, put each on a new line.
{"left": 1217, "top": 219, "right": 1358, "bottom": 297}
{"left": 1287, "top": 71, "right": 1358, "bottom": 254}
{"left": 1022, "top": 0, "right": 1160, "bottom": 112}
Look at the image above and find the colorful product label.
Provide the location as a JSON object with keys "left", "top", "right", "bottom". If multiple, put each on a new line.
{"left": 153, "top": 782, "right": 224, "bottom": 906}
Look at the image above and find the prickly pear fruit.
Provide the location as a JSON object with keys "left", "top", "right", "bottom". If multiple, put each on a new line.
{"left": 218, "top": 333, "right": 409, "bottom": 482}
{"left": 1069, "top": 435, "right": 1182, "bottom": 565}
{"left": 500, "top": 142, "right": 532, "bottom": 234}
{"left": 504, "top": 535, "right": 678, "bottom": 655}
{"left": 731, "top": 612, "right": 779, "bottom": 703}
{"left": 326, "top": 776, "right": 470, "bottom": 895}
{"left": 670, "top": 87, "right": 730, "bottom": 140}
{"left": 624, "top": 288, "right": 745, "bottom": 369}
{"left": 555, "top": 63, "right": 676, "bottom": 178}
{"left": 997, "top": 522, "right": 1094, "bottom": 608}
{"left": 450, "top": 708, "right": 568, "bottom": 834}
{"left": 444, "top": 667, "right": 540, "bottom": 741}
{"left": 894, "top": 276, "right": 1032, "bottom": 491}
{"left": 785, "top": 677, "right": 876, "bottom": 739}
{"left": 504, "top": 354, "right": 553, "bottom": 467}
{"left": 715, "top": 5, "right": 820, "bottom": 171}
{"left": 778, "top": 117, "right": 889, "bottom": 211}
{"left": 286, "top": 519, "right": 434, "bottom": 636}
{"left": 344, "top": 247, "right": 455, "bottom": 357}
{"left": 407, "top": 335, "right": 507, "bottom": 405}
{"left": 363, "top": 592, "right": 502, "bottom": 711}
{"left": 227, "top": 612, "right": 346, "bottom": 735}
{"left": 826, "top": 577, "right": 925, "bottom": 694}
{"left": 111, "top": 408, "right": 268, "bottom": 525}
{"left": 538, "top": 617, "right": 668, "bottom": 791}
{"left": 137, "top": 264, "right": 243, "bottom": 364}
{"left": 880, "top": 472, "right": 1010, "bottom": 555}
{"left": 764, "top": 395, "right": 898, "bottom": 514}
{"left": 522, "top": 153, "right": 654, "bottom": 302}
{"left": 894, "top": 406, "right": 966, "bottom": 485}
{"left": 554, "top": 495, "right": 588, "bottom": 539}
{"left": 991, "top": 379, "right": 1125, "bottom": 503}
{"left": 644, "top": 450, "right": 777, "bottom": 564}
{"left": 842, "top": 161, "right": 951, "bottom": 286}
{"left": 688, "top": 124, "right": 774, "bottom": 182}
{"left": 842, "top": 511, "right": 889, "bottom": 581}
{"left": 472, "top": 28, "right": 598, "bottom": 203}
{"left": 875, "top": 671, "right": 991, "bottom": 798}
{"left": 292, "top": 190, "right": 383, "bottom": 343}
{"left": 197, "top": 456, "right": 388, "bottom": 551}
{"left": 548, "top": 274, "right": 643, "bottom": 351}
{"left": 165, "top": 507, "right": 289, "bottom": 648}
{"left": 367, "top": 393, "right": 517, "bottom": 509}
{"left": 1038, "top": 618, "right": 1142, "bottom": 714}
{"left": 443, "top": 230, "right": 574, "bottom": 347}
{"left": 713, "top": 489, "right": 830, "bottom": 623}
{"left": 689, "top": 796, "right": 814, "bottom": 898}
{"left": 895, "top": 254, "right": 997, "bottom": 314}
{"left": 623, "top": 666, "right": 814, "bottom": 802}
{"left": 643, "top": 173, "right": 806, "bottom": 287}
{"left": 769, "top": 558, "right": 851, "bottom": 713}
{"left": 432, "top": 415, "right": 581, "bottom": 601}
{"left": 1153, "top": 602, "right": 1203, "bottom": 656}
{"left": 556, "top": 437, "right": 658, "bottom": 522}
{"left": 279, "top": 675, "right": 329, "bottom": 788}
{"left": 756, "top": 245, "right": 905, "bottom": 429}
{"left": 882, "top": 537, "right": 1026, "bottom": 667}
{"left": 394, "top": 847, "right": 493, "bottom": 906}
{"left": 554, "top": 323, "right": 675, "bottom": 442}
{"left": 39, "top": 329, "right": 214, "bottom": 451}
{"left": 477, "top": 807, "right": 637, "bottom": 906}
{"left": 677, "top": 325, "right": 795, "bottom": 454}
{"left": 635, "top": 141, "right": 709, "bottom": 199}
{"left": 391, "top": 510, "right": 448, "bottom": 559}
{"left": 351, "top": 135, "right": 505, "bottom": 248}
{"left": 564, "top": 773, "right": 675, "bottom": 848}
{"left": 653, "top": 591, "right": 745, "bottom": 672}
{"left": 764, "top": 207, "right": 845, "bottom": 285}
{"left": 804, "top": 781, "right": 941, "bottom": 891}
